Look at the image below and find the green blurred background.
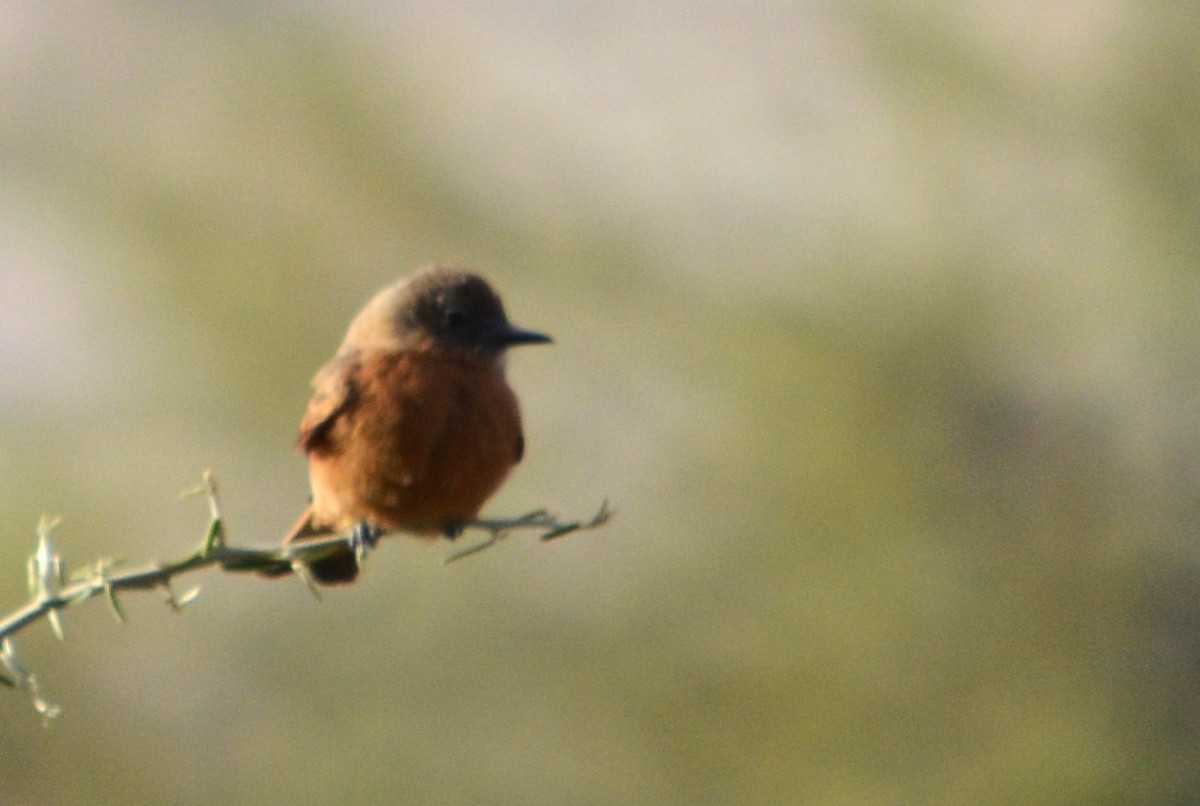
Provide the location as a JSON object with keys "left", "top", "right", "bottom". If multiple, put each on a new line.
{"left": 2, "top": 2, "right": 1198, "bottom": 803}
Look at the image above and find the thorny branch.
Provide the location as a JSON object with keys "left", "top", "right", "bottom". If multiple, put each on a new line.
{"left": 0, "top": 471, "right": 612, "bottom": 721}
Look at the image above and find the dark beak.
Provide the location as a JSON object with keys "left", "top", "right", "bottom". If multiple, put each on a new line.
{"left": 491, "top": 325, "right": 553, "bottom": 348}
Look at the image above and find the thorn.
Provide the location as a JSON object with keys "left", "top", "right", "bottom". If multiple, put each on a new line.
{"left": 179, "top": 470, "right": 216, "bottom": 503}
{"left": 29, "top": 518, "right": 65, "bottom": 600}
{"left": 28, "top": 518, "right": 68, "bottom": 638}
{"left": 161, "top": 579, "right": 201, "bottom": 612}
{"left": 543, "top": 499, "right": 614, "bottom": 541}
{"left": 105, "top": 587, "right": 127, "bottom": 623}
{"left": 32, "top": 681, "right": 62, "bottom": 725}
{"left": 587, "top": 499, "right": 613, "bottom": 528}
{"left": 292, "top": 562, "right": 322, "bottom": 601}
{"left": 175, "top": 587, "right": 202, "bottom": 608}
{"left": 47, "top": 611, "right": 65, "bottom": 641}
{"left": 539, "top": 523, "right": 580, "bottom": 541}
{"left": 0, "top": 640, "right": 16, "bottom": 688}
{"left": 37, "top": 514, "right": 63, "bottom": 540}
{"left": 1, "top": 639, "right": 60, "bottom": 722}
{"left": 93, "top": 560, "right": 127, "bottom": 623}
{"left": 443, "top": 535, "right": 499, "bottom": 564}
{"left": 200, "top": 517, "right": 225, "bottom": 557}
{"left": 183, "top": 471, "right": 225, "bottom": 553}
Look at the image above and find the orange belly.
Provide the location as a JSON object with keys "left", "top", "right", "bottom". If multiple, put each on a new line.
{"left": 306, "top": 351, "right": 524, "bottom": 535}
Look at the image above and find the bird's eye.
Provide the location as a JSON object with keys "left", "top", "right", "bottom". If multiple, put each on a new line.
{"left": 444, "top": 307, "right": 466, "bottom": 328}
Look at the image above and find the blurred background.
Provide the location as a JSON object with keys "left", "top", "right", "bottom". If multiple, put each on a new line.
{"left": 1, "top": 2, "right": 1198, "bottom": 803}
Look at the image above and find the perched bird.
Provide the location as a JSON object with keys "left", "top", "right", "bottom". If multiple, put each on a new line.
{"left": 275, "top": 266, "right": 551, "bottom": 584}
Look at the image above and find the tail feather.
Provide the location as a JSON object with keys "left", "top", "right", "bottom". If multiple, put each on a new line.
{"left": 268, "top": 505, "right": 361, "bottom": 585}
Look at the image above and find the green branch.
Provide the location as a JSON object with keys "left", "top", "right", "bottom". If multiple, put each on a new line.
{"left": 0, "top": 472, "right": 612, "bottom": 722}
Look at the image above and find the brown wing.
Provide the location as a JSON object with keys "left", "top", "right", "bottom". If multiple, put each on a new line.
{"left": 297, "top": 355, "right": 358, "bottom": 452}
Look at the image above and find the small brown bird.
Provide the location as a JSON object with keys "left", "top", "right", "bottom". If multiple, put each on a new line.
{"left": 276, "top": 266, "right": 551, "bottom": 584}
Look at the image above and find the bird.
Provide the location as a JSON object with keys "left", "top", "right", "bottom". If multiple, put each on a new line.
{"left": 272, "top": 266, "right": 551, "bottom": 584}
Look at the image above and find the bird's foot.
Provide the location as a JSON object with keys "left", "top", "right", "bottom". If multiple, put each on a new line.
{"left": 349, "top": 520, "right": 382, "bottom": 567}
